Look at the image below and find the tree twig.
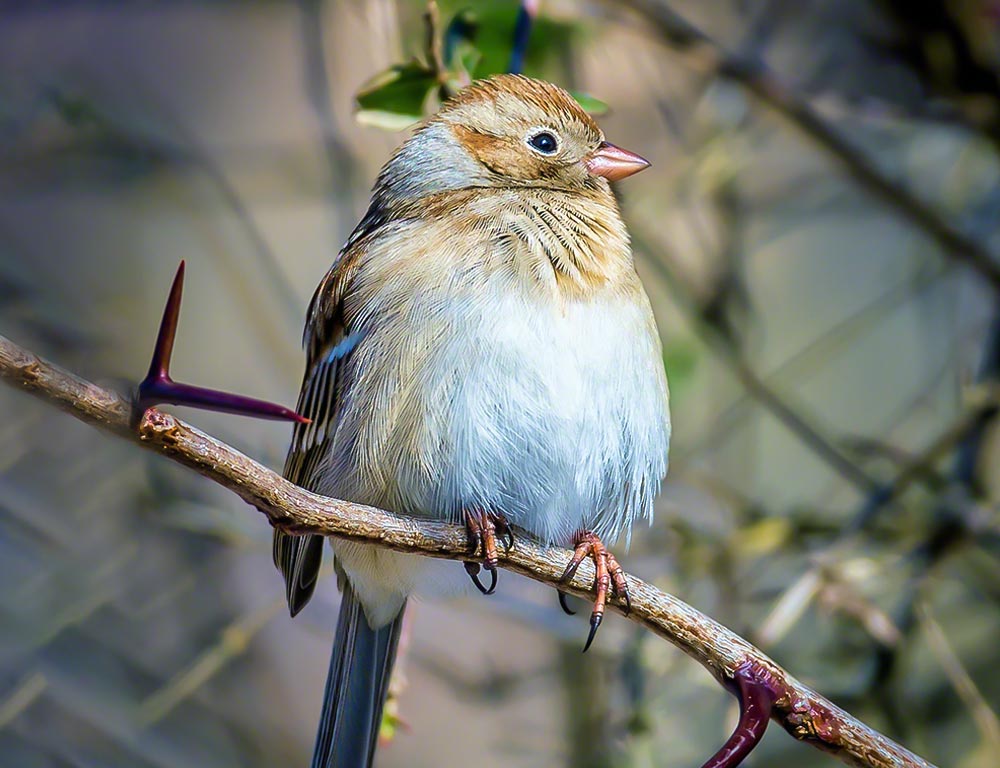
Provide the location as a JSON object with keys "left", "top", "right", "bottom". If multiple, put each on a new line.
{"left": 916, "top": 599, "right": 1000, "bottom": 752}
{"left": 619, "top": 0, "right": 1000, "bottom": 294}
{"left": 631, "top": 221, "right": 882, "bottom": 495}
{"left": 0, "top": 332, "right": 937, "bottom": 768}
{"left": 424, "top": 0, "right": 447, "bottom": 85}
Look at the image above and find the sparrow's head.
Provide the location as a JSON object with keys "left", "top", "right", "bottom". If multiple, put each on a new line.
{"left": 377, "top": 75, "right": 649, "bottom": 201}
{"left": 439, "top": 74, "right": 649, "bottom": 189}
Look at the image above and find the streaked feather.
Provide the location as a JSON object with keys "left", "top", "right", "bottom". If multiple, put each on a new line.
{"left": 272, "top": 209, "right": 381, "bottom": 615}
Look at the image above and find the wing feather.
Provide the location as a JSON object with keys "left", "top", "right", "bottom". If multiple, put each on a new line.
{"left": 273, "top": 243, "right": 366, "bottom": 616}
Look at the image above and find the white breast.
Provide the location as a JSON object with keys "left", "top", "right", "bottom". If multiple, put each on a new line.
{"left": 312, "top": 212, "right": 670, "bottom": 620}
{"left": 431, "top": 283, "right": 670, "bottom": 545}
{"left": 324, "top": 252, "right": 669, "bottom": 538}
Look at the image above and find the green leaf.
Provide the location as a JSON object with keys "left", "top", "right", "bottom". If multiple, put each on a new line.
{"left": 570, "top": 91, "right": 609, "bottom": 116}
{"left": 663, "top": 340, "right": 699, "bottom": 397}
{"left": 379, "top": 699, "right": 403, "bottom": 743}
{"left": 355, "top": 61, "right": 437, "bottom": 131}
{"left": 435, "top": 2, "right": 580, "bottom": 80}
{"left": 736, "top": 517, "right": 792, "bottom": 556}
{"left": 355, "top": 109, "right": 424, "bottom": 132}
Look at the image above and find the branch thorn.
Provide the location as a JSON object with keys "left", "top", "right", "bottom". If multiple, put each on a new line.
{"left": 134, "top": 261, "right": 309, "bottom": 426}
{"left": 700, "top": 662, "right": 774, "bottom": 768}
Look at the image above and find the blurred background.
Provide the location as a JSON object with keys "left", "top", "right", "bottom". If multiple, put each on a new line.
{"left": 1, "top": 1, "right": 998, "bottom": 766}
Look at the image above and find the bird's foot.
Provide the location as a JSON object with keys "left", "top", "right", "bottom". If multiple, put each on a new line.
{"left": 558, "top": 531, "right": 630, "bottom": 652}
{"left": 463, "top": 509, "right": 513, "bottom": 596}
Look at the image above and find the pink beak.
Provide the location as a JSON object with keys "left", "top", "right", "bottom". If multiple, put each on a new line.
{"left": 585, "top": 141, "right": 651, "bottom": 181}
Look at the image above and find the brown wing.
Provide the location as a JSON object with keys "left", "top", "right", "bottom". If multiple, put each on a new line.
{"left": 272, "top": 248, "right": 362, "bottom": 616}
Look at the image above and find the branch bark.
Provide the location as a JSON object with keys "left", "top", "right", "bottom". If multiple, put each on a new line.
{"left": 0, "top": 333, "right": 936, "bottom": 768}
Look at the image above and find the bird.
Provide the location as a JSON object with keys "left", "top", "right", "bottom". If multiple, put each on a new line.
{"left": 273, "top": 73, "right": 670, "bottom": 768}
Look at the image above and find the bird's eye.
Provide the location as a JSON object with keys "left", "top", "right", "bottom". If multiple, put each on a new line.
{"left": 528, "top": 131, "right": 559, "bottom": 155}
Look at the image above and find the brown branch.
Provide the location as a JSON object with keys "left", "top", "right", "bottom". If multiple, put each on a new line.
{"left": 620, "top": 0, "right": 1000, "bottom": 295}
{"left": 424, "top": 1, "right": 448, "bottom": 87}
{"left": 0, "top": 333, "right": 936, "bottom": 768}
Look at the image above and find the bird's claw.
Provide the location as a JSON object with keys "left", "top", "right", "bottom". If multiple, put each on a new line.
{"left": 499, "top": 522, "right": 514, "bottom": 553}
{"left": 558, "top": 531, "right": 630, "bottom": 652}
{"left": 464, "top": 561, "right": 497, "bottom": 595}
{"left": 558, "top": 590, "right": 576, "bottom": 616}
{"left": 585, "top": 612, "right": 602, "bottom": 654}
{"left": 463, "top": 509, "right": 513, "bottom": 596}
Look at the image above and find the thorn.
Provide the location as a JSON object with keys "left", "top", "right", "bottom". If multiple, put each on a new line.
{"left": 699, "top": 663, "right": 774, "bottom": 768}
{"left": 134, "top": 261, "right": 308, "bottom": 425}
{"left": 558, "top": 590, "right": 576, "bottom": 616}
{"left": 582, "top": 612, "right": 602, "bottom": 653}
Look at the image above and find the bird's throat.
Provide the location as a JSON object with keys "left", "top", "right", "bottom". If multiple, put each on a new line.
{"left": 514, "top": 190, "right": 632, "bottom": 297}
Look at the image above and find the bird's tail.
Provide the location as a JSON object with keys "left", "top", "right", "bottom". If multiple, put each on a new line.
{"left": 311, "top": 584, "right": 406, "bottom": 768}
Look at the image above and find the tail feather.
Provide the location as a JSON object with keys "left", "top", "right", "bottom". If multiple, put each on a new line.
{"left": 311, "top": 585, "right": 405, "bottom": 768}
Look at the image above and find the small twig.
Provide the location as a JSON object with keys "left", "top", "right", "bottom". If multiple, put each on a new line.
{"left": 0, "top": 333, "right": 937, "bottom": 768}
{"left": 701, "top": 663, "right": 774, "bottom": 768}
{"left": 424, "top": 0, "right": 446, "bottom": 83}
{"left": 620, "top": 0, "right": 1000, "bottom": 294}
{"left": 0, "top": 672, "right": 47, "bottom": 729}
{"left": 632, "top": 223, "right": 881, "bottom": 495}
{"left": 848, "top": 389, "right": 999, "bottom": 534}
{"left": 916, "top": 600, "right": 1000, "bottom": 752}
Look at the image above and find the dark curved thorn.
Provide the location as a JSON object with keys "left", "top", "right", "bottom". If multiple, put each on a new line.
{"left": 138, "top": 379, "right": 309, "bottom": 423}
{"left": 558, "top": 590, "right": 576, "bottom": 616}
{"left": 700, "top": 664, "right": 774, "bottom": 768}
{"left": 147, "top": 260, "right": 185, "bottom": 385}
{"left": 582, "top": 612, "right": 602, "bottom": 653}
{"left": 134, "top": 261, "right": 308, "bottom": 425}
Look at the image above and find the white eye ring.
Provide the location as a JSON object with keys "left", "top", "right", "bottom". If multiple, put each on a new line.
{"left": 526, "top": 128, "right": 560, "bottom": 155}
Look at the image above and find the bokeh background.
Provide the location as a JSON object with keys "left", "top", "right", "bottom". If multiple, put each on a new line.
{"left": 1, "top": 1, "right": 998, "bottom": 766}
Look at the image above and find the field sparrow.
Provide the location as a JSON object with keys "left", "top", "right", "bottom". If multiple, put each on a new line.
{"left": 273, "top": 74, "right": 670, "bottom": 768}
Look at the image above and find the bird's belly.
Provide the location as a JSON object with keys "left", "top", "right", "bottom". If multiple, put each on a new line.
{"left": 318, "top": 284, "right": 670, "bottom": 618}
{"left": 331, "top": 289, "right": 668, "bottom": 537}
